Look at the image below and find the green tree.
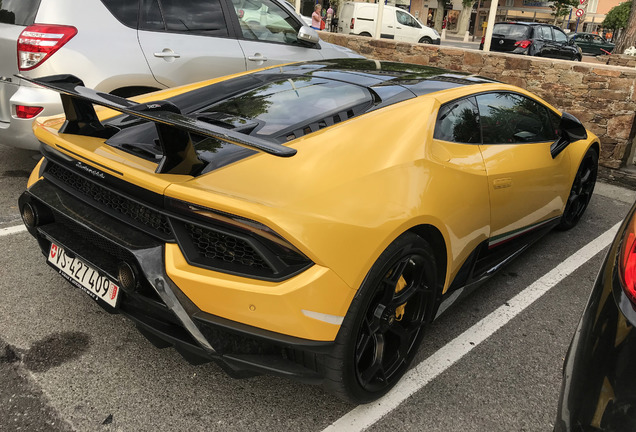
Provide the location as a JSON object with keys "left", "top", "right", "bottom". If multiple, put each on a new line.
{"left": 603, "top": 0, "right": 636, "bottom": 53}
{"left": 603, "top": 1, "right": 631, "bottom": 30}
{"left": 550, "top": 0, "right": 578, "bottom": 24}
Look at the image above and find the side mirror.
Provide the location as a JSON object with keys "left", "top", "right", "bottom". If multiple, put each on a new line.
{"left": 298, "top": 26, "right": 320, "bottom": 45}
{"left": 551, "top": 112, "right": 587, "bottom": 158}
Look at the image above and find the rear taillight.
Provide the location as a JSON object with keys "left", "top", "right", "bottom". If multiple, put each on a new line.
{"left": 17, "top": 24, "right": 77, "bottom": 71}
{"left": 350, "top": 18, "right": 354, "bottom": 29}
{"left": 15, "top": 105, "right": 43, "bottom": 119}
{"left": 514, "top": 39, "right": 532, "bottom": 49}
{"left": 619, "top": 212, "right": 636, "bottom": 304}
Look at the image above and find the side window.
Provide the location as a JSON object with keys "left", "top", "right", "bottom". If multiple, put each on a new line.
{"left": 0, "top": 0, "right": 40, "bottom": 25}
{"left": 232, "top": 0, "right": 302, "bottom": 44}
{"left": 396, "top": 10, "right": 409, "bottom": 26}
{"left": 396, "top": 10, "right": 419, "bottom": 28}
{"left": 592, "top": 35, "right": 603, "bottom": 44}
{"left": 101, "top": 0, "right": 139, "bottom": 28}
{"left": 476, "top": 92, "right": 558, "bottom": 144}
{"left": 146, "top": 0, "right": 229, "bottom": 36}
{"left": 538, "top": 26, "right": 553, "bottom": 41}
{"left": 554, "top": 28, "right": 568, "bottom": 44}
{"left": 433, "top": 97, "right": 481, "bottom": 144}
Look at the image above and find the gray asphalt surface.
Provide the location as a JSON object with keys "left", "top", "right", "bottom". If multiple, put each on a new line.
{"left": 1, "top": 142, "right": 634, "bottom": 431}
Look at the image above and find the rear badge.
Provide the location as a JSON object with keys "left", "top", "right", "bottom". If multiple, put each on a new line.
{"left": 499, "top": 40, "right": 504, "bottom": 45}
{"left": 75, "top": 161, "right": 105, "bottom": 179}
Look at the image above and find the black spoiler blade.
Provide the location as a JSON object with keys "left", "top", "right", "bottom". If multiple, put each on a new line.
{"left": 19, "top": 74, "right": 296, "bottom": 166}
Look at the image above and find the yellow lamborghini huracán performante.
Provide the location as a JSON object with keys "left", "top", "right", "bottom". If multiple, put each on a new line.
{"left": 19, "top": 59, "right": 598, "bottom": 403}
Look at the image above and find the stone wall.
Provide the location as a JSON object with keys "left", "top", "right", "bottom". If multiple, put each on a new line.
{"left": 320, "top": 32, "right": 636, "bottom": 169}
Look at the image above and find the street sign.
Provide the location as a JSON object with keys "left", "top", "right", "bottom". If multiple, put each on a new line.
{"left": 575, "top": 8, "right": 584, "bottom": 17}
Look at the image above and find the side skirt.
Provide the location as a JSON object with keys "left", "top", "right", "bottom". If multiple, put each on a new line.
{"left": 434, "top": 216, "right": 561, "bottom": 319}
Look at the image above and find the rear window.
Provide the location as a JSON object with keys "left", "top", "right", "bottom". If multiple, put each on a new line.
{"left": 492, "top": 23, "right": 529, "bottom": 39}
{"left": 0, "top": 0, "right": 40, "bottom": 25}
{"left": 198, "top": 77, "right": 372, "bottom": 137}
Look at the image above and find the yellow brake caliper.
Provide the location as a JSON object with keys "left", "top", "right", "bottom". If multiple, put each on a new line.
{"left": 395, "top": 276, "right": 407, "bottom": 321}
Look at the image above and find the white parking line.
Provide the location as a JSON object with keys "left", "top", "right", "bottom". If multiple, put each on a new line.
{"left": 0, "top": 224, "right": 27, "bottom": 237}
{"left": 323, "top": 222, "right": 621, "bottom": 432}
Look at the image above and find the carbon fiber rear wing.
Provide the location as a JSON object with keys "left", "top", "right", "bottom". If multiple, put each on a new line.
{"left": 19, "top": 74, "right": 296, "bottom": 175}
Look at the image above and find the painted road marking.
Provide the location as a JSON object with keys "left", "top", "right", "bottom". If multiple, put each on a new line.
{"left": 323, "top": 222, "right": 621, "bottom": 432}
{"left": 0, "top": 224, "right": 27, "bottom": 237}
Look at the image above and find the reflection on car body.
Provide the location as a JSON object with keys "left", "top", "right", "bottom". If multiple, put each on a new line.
{"left": 19, "top": 59, "right": 599, "bottom": 403}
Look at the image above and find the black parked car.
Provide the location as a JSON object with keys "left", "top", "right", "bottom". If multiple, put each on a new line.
{"left": 555, "top": 200, "right": 636, "bottom": 430}
{"left": 480, "top": 22, "right": 582, "bottom": 61}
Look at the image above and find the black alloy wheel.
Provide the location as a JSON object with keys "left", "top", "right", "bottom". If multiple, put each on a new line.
{"left": 558, "top": 148, "right": 598, "bottom": 230}
{"left": 321, "top": 233, "right": 437, "bottom": 403}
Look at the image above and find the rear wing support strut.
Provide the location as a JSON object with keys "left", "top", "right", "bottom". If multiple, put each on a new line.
{"left": 18, "top": 74, "right": 297, "bottom": 175}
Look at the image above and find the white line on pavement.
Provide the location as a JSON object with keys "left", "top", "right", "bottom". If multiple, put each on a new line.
{"left": 0, "top": 224, "right": 27, "bottom": 237}
{"left": 323, "top": 222, "right": 621, "bottom": 432}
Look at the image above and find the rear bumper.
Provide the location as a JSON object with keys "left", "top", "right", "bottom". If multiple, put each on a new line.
{"left": 18, "top": 152, "right": 341, "bottom": 383}
{"left": 0, "top": 83, "right": 63, "bottom": 150}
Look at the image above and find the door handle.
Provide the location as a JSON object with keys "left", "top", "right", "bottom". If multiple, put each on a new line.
{"left": 248, "top": 54, "right": 268, "bottom": 62}
{"left": 154, "top": 49, "right": 181, "bottom": 59}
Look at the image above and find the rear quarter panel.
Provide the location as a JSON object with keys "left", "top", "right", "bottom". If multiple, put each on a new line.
{"left": 165, "top": 95, "right": 491, "bottom": 294}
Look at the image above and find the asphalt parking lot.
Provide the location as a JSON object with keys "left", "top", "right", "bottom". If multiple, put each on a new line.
{"left": 1, "top": 143, "right": 635, "bottom": 432}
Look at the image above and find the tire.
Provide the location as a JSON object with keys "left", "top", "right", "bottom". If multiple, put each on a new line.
{"left": 419, "top": 36, "right": 433, "bottom": 44}
{"left": 359, "top": 32, "right": 372, "bottom": 37}
{"left": 557, "top": 147, "right": 598, "bottom": 230}
{"left": 320, "top": 232, "right": 437, "bottom": 403}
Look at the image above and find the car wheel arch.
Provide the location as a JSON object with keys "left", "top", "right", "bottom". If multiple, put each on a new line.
{"left": 407, "top": 224, "right": 448, "bottom": 296}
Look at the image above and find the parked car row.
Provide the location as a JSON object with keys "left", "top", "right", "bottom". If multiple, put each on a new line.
{"left": 481, "top": 21, "right": 582, "bottom": 61}
{"left": 0, "top": 0, "right": 360, "bottom": 151}
{"left": 481, "top": 22, "right": 615, "bottom": 61}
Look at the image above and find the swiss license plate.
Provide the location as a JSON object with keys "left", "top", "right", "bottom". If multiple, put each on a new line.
{"left": 48, "top": 243, "right": 120, "bottom": 308}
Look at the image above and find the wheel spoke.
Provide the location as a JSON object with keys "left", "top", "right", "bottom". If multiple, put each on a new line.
{"left": 357, "top": 334, "right": 386, "bottom": 386}
{"left": 383, "top": 258, "right": 409, "bottom": 287}
{"left": 355, "top": 332, "right": 374, "bottom": 364}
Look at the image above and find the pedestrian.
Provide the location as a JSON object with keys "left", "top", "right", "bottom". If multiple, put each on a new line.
{"left": 326, "top": 5, "right": 333, "bottom": 32}
{"left": 311, "top": 4, "right": 322, "bottom": 30}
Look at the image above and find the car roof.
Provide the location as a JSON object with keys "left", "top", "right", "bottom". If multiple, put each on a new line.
{"left": 101, "top": 59, "right": 499, "bottom": 172}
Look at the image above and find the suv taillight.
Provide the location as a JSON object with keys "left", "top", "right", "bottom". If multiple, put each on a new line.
{"left": 18, "top": 24, "right": 77, "bottom": 71}
{"left": 514, "top": 39, "right": 532, "bottom": 49}
{"left": 350, "top": 18, "right": 354, "bottom": 29}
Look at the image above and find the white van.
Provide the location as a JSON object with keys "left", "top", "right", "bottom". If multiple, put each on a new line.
{"left": 337, "top": 2, "right": 440, "bottom": 44}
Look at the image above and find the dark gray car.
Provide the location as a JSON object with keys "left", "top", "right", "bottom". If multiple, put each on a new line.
{"left": 480, "top": 22, "right": 582, "bottom": 61}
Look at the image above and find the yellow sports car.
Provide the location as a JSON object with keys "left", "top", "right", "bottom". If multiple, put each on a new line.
{"left": 18, "top": 59, "right": 599, "bottom": 403}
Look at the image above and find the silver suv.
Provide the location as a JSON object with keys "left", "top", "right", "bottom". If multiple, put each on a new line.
{"left": 0, "top": 0, "right": 360, "bottom": 150}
